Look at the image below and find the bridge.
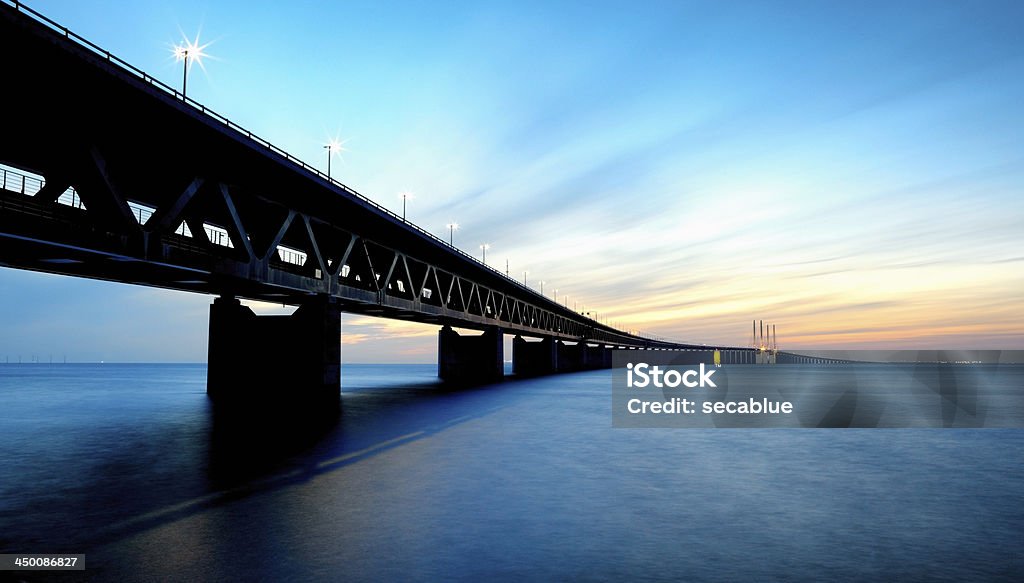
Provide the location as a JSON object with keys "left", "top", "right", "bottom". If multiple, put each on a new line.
{"left": 0, "top": 2, "right": 842, "bottom": 402}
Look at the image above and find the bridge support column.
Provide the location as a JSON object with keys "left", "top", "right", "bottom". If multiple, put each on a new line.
{"left": 438, "top": 326, "right": 504, "bottom": 384}
{"left": 557, "top": 341, "right": 585, "bottom": 372}
{"left": 582, "top": 344, "right": 612, "bottom": 370}
{"left": 513, "top": 336, "right": 558, "bottom": 377}
{"left": 207, "top": 295, "right": 341, "bottom": 402}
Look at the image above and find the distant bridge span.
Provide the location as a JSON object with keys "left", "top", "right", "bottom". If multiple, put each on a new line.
{"left": 0, "top": 2, "right": 840, "bottom": 400}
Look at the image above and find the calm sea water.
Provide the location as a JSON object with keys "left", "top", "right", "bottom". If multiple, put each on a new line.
{"left": 0, "top": 364, "right": 1022, "bottom": 582}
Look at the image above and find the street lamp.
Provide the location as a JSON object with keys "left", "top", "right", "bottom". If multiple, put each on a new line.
{"left": 324, "top": 140, "right": 342, "bottom": 179}
{"left": 446, "top": 222, "right": 458, "bottom": 246}
{"left": 480, "top": 243, "right": 490, "bottom": 264}
{"left": 175, "top": 45, "right": 189, "bottom": 97}
{"left": 522, "top": 270, "right": 528, "bottom": 285}
{"left": 172, "top": 34, "right": 210, "bottom": 99}
{"left": 540, "top": 280, "right": 545, "bottom": 294}
{"left": 398, "top": 191, "right": 413, "bottom": 221}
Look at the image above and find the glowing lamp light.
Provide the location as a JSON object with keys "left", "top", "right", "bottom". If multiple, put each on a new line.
{"left": 171, "top": 33, "right": 212, "bottom": 99}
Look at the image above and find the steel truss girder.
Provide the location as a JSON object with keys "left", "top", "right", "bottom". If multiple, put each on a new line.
{"left": 0, "top": 168, "right": 640, "bottom": 342}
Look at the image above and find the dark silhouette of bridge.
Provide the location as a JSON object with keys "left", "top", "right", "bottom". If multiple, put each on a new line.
{"left": 0, "top": 2, "right": 843, "bottom": 401}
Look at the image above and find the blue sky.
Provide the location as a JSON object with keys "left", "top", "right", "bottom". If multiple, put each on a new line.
{"left": 1, "top": 0, "right": 1023, "bottom": 362}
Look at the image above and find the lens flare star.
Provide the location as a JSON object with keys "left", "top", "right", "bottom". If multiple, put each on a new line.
{"left": 171, "top": 31, "right": 214, "bottom": 98}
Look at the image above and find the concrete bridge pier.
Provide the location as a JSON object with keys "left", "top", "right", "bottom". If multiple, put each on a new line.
{"left": 557, "top": 341, "right": 585, "bottom": 372}
{"left": 438, "top": 326, "right": 504, "bottom": 384}
{"left": 584, "top": 344, "right": 613, "bottom": 369}
{"left": 513, "top": 336, "right": 558, "bottom": 377}
{"left": 483, "top": 335, "right": 617, "bottom": 379}
{"left": 207, "top": 295, "right": 341, "bottom": 403}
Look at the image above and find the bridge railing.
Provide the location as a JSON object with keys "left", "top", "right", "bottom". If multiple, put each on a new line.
{"left": 3, "top": 0, "right": 695, "bottom": 345}
{"left": 1, "top": 164, "right": 86, "bottom": 208}
{"left": 1, "top": 165, "right": 42, "bottom": 196}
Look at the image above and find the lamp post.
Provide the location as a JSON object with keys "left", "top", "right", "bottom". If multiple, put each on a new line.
{"left": 324, "top": 140, "right": 342, "bottom": 179}
{"left": 172, "top": 34, "right": 209, "bottom": 100}
{"left": 480, "top": 243, "right": 490, "bottom": 264}
{"left": 399, "top": 191, "right": 413, "bottom": 221}
{"left": 446, "top": 222, "right": 458, "bottom": 246}
{"left": 179, "top": 47, "right": 188, "bottom": 97}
